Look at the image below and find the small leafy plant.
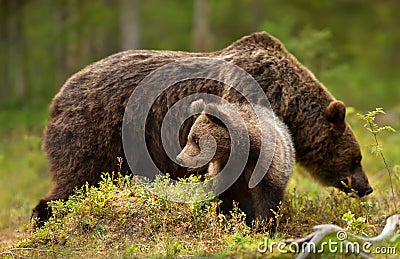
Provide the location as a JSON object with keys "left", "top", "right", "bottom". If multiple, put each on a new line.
{"left": 342, "top": 210, "right": 369, "bottom": 235}
{"left": 357, "top": 108, "right": 397, "bottom": 212}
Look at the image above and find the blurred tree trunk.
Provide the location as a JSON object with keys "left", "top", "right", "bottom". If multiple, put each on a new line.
{"left": 66, "top": 0, "right": 80, "bottom": 74}
{"left": 119, "top": 0, "right": 141, "bottom": 50}
{"left": 53, "top": 1, "right": 68, "bottom": 88}
{"left": 0, "top": 0, "right": 9, "bottom": 106}
{"left": 10, "top": 0, "right": 27, "bottom": 104}
{"left": 252, "top": 0, "right": 263, "bottom": 31}
{"left": 192, "top": 0, "right": 210, "bottom": 52}
{"left": 80, "top": 1, "right": 95, "bottom": 66}
{"left": 100, "top": 0, "right": 119, "bottom": 56}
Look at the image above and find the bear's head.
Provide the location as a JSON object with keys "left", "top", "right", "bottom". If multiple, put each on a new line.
{"left": 176, "top": 100, "right": 231, "bottom": 172}
{"left": 305, "top": 100, "right": 373, "bottom": 197}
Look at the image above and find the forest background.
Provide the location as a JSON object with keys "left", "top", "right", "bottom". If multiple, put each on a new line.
{"left": 0, "top": 0, "right": 399, "bottom": 255}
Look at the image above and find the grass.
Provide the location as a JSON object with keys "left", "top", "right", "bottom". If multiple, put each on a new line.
{"left": 0, "top": 108, "right": 49, "bottom": 231}
{"left": 0, "top": 107, "right": 399, "bottom": 258}
{"left": 1, "top": 173, "right": 399, "bottom": 258}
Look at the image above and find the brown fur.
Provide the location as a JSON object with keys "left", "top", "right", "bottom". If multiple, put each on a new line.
{"left": 176, "top": 100, "right": 295, "bottom": 224}
{"left": 32, "top": 32, "right": 372, "bottom": 224}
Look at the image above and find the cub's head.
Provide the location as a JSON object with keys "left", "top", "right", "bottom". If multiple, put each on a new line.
{"left": 176, "top": 100, "right": 231, "bottom": 172}
{"left": 306, "top": 100, "right": 373, "bottom": 197}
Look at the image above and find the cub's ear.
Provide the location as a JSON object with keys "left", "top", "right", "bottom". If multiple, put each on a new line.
{"left": 205, "top": 114, "right": 226, "bottom": 128}
{"left": 204, "top": 103, "right": 227, "bottom": 128}
{"left": 190, "top": 99, "right": 206, "bottom": 114}
{"left": 326, "top": 100, "right": 346, "bottom": 128}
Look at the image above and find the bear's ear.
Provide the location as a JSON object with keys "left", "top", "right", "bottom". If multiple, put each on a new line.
{"left": 325, "top": 100, "right": 346, "bottom": 128}
{"left": 190, "top": 99, "right": 206, "bottom": 114}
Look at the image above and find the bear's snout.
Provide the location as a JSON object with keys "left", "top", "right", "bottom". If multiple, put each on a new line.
{"left": 357, "top": 185, "right": 373, "bottom": 197}
{"left": 350, "top": 166, "right": 373, "bottom": 197}
{"left": 335, "top": 166, "right": 373, "bottom": 197}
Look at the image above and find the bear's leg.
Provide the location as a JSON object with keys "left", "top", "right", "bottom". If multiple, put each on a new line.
{"left": 248, "top": 179, "right": 285, "bottom": 230}
{"left": 219, "top": 174, "right": 255, "bottom": 224}
{"left": 31, "top": 199, "right": 52, "bottom": 225}
{"left": 31, "top": 180, "right": 84, "bottom": 227}
{"left": 219, "top": 189, "right": 254, "bottom": 223}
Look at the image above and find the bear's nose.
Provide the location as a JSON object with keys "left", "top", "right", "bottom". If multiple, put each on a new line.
{"left": 358, "top": 186, "right": 373, "bottom": 197}
{"left": 364, "top": 186, "right": 373, "bottom": 196}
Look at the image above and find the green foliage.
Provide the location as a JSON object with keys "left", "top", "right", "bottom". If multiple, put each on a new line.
{"left": 357, "top": 108, "right": 396, "bottom": 136}
{"left": 2, "top": 171, "right": 398, "bottom": 258}
{"left": 7, "top": 174, "right": 253, "bottom": 257}
{"left": 342, "top": 211, "right": 369, "bottom": 235}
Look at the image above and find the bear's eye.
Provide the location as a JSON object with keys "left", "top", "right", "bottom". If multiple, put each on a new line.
{"left": 352, "top": 155, "right": 362, "bottom": 170}
{"left": 354, "top": 155, "right": 362, "bottom": 165}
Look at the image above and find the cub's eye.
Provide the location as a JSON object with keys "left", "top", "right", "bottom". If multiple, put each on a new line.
{"left": 192, "top": 137, "right": 199, "bottom": 145}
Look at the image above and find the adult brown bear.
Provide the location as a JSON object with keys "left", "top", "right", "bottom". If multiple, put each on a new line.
{"left": 32, "top": 32, "right": 372, "bottom": 224}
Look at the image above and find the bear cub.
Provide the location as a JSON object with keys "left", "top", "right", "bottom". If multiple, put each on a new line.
{"left": 177, "top": 99, "right": 295, "bottom": 225}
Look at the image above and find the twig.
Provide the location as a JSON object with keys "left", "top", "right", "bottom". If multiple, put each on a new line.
{"left": 0, "top": 250, "right": 29, "bottom": 259}
{"left": 368, "top": 120, "right": 398, "bottom": 212}
{"left": 0, "top": 247, "right": 63, "bottom": 258}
